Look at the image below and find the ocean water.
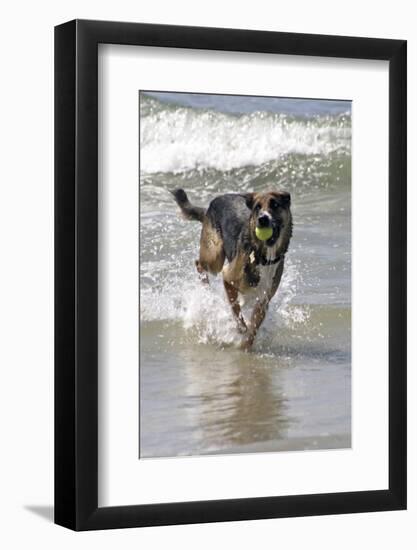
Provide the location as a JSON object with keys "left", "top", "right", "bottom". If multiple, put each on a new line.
{"left": 139, "top": 92, "right": 351, "bottom": 458}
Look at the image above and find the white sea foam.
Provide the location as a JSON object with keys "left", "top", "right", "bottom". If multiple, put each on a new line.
{"left": 140, "top": 102, "right": 351, "bottom": 174}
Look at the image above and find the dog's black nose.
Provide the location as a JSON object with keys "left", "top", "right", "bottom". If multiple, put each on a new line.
{"left": 258, "top": 214, "right": 270, "bottom": 227}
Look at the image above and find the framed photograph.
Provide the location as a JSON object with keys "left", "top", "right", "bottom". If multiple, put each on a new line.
{"left": 55, "top": 19, "right": 406, "bottom": 530}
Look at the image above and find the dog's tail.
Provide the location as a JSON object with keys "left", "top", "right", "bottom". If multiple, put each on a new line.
{"left": 170, "top": 188, "right": 206, "bottom": 223}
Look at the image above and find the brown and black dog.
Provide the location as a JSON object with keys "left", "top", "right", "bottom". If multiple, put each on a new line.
{"left": 171, "top": 188, "right": 293, "bottom": 350}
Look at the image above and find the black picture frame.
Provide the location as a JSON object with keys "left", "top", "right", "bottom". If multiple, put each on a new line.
{"left": 55, "top": 19, "right": 407, "bottom": 531}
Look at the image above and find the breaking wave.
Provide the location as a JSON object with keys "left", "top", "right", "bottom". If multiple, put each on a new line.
{"left": 140, "top": 95, "right": 351, "bottom": 174}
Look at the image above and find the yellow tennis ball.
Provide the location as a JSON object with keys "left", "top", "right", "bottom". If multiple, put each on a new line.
{"left": 255, "top": 226, "right": 273, "bottom": 241}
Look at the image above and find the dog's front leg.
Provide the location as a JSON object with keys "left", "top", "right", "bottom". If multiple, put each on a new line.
{"left": 240, "top": 300, "right": 269, "bottom": 351}
{"left": 223, "top": 280, "right": 247, "bottom": 334}
{"left": 240, "top": 259, "right": 284, "bottom": 351}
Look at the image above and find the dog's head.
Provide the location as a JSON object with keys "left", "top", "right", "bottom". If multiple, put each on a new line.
{"left": 244, "top": 191, "right": 292, "bottom": 248}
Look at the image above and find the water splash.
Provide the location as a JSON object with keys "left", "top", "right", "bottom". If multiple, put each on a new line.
{"left": 140, "top": 257, "right": 309, "bottom": 350}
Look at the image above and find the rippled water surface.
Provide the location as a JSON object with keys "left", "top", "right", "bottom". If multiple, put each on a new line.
{"left": 139, "top": 92, "right": 351, "bottom": 458}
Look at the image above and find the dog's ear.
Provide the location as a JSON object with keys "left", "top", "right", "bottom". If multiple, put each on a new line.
{"left": 272, "top": 191, "right": 291, "bottom": 207}
{"left": 243, "top": 192, "right": 256, "bottom": 210}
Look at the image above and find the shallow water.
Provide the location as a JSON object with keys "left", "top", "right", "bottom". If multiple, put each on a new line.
{"left": 139, "top": 92, "right": 351, "bottom": 458}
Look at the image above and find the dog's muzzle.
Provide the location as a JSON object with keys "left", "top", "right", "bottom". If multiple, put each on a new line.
{"left": 257, "top": 213, "right": 271, "bottom": 228}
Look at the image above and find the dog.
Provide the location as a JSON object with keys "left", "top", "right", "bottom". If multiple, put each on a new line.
{"left": 171, "top": 188, "right": 293, "bottom": 350}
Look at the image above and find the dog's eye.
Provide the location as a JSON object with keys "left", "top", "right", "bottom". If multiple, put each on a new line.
{"left": 254, "top": 203, "right": 261, "bottom": 212}
{"left": 270, "top": 200, "right": 279, "bottom": 210}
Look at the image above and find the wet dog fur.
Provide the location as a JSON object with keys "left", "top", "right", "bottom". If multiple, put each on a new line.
{"left": 171, "top": 189, "right": 293, "bottom": 350}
